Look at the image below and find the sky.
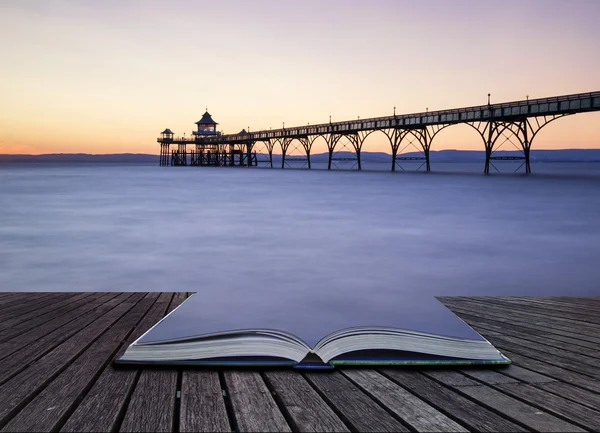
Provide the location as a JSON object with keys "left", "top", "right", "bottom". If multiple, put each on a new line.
{"left": 1, "top": 0, "right": 599, "bottom": 155}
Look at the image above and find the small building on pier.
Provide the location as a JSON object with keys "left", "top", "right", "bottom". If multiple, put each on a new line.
{"left": 193, "top": 111, "right": 219, "bottom": 136}
{"left": 158, "top": 110, "right": 256, "bottom": 167}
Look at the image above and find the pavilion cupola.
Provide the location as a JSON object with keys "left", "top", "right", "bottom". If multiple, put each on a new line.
{"left": 193, "top": 109, "right": 218, "bottom": 136}
{"left": 160, "top": 128, "right": 174, "bottom": 140}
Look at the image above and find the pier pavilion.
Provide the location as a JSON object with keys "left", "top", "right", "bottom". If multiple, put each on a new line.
{"left": 159, "top": 111, "right": 257, "bottom": 167}
{"left": 158, "top": 91, "right": 600, "bottom": 173}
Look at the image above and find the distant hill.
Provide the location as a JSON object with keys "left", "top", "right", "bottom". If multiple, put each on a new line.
{"left": 2, "top": 149, "right": 600, "bottom": 164}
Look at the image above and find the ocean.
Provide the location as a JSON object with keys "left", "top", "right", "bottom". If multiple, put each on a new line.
{"left": 1, "top": 162, "right": 600, "bottom": 297}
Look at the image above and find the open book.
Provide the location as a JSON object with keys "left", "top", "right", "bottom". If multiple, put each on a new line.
{"left": 117, "top": 294, "right": 510, "bottom": 369}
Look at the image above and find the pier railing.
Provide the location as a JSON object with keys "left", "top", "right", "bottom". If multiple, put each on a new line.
{"left": 158, "top": 91, "right": 600, "bottom": 173}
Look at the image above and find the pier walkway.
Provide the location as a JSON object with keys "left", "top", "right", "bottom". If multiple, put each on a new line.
{"left": 158, "top": 91, "right": 600, "bottom": 174}
{"left": 0, "top": 292, "right": 598, "bottom": 432}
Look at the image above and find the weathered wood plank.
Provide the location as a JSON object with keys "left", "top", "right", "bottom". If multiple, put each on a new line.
{"left": 119, "top": 293, "right": 179, "bottom": 433}
{"left": 0, "top": 292, "right": 57, "bottom": 311}
{"left": 497, "top": 296, "right": 600, "bottom": 316}
{"left": 445, "top": 298, "right": 600, "bottom": 335}
{"left": 449, "top": 311, "right": 600, "bottom": 355}
{"left": 538, "top": 381, "right": 600, "bottom": 411}
{"left": 179, "top": 371, "right": 230, "bottom": 433}
{"left": 167, "top": 292, "right": 188, "bottom": 314}
{"left": 343, "top": 369, "right": 468, "bottom": 432}
{"left": 380, "top": 369, "right": 526, "bottom": 432}
{"left": 495, "top": 383, "right": 600, "bottom": 431}
{"left": 263, "top": 371, "right": 349, "bottom": 432}
{"left": 420, "top": 369, "right": 480, "bottom": 387}
{"left": 0, "top": 293, "right": 72, "bottom": 322}
{"left": 0, "top": 292, "right": 107, "bottom": 357}
{"left": 465, "top": 296, "right": 600, "bottom": 325}
{"left": 499, "top": 349, "right": 600, "bottom": 394}
{"left": 119, "top": 369, "right": 178, "bottom": 433}
{"left": 0, "top": 292, "right": 122, "bottom": 385}
{"left": 0, "top": 292, "right": 95, "bottom": 336}
{"left": 456, "top": 384, "right": 586, "bottom": 432}
{"left": 224, "top": 371, "right": 291, "bottom": 433}
{"left": 476, "top": 328, "right": 600, "bottom": 365}
{"left": 2, "top": 293, "right": 158, "bottom": 432}
{"left": 444, "top": 301, "right": 600, "bottom": 345}
{"left": 60, "top": 293, "right": 171, "bottom": 433}
{"left": 0, "top": 293, "right": 122, "bottom": 384}
{"left": 457, "top": 368, "right": 520, "bottom": 385}
{"left": 0, "top": 292, "right": 139, "bottom": 427}
{"left": 304, "top": 371, "right": 410, "bottom": 432}
{"left": 492, "top": 365, "right": 557, "bottom": 384}
{"left": 481, "top": 334, "right": 600, "bottom": 378}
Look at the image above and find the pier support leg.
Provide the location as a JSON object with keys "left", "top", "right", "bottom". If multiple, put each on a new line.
{"left": 522, "top": 121, "right": 531, "bottom": 174}
{"left": 326, "top": 134, "right": 341, "bottom": 171}
{"left": 485, "top": 122, "right": 494, "bottom": 175}
{"left": 280, "top": 138, "right": 291, "bottom": 169}
{"left": 246, "top": 142, "right": 252, "bottom": 167}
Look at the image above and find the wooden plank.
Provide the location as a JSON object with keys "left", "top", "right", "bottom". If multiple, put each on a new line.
{"left": 443, "top": 301, "right": 600, "bottom": 345}
{"left": 499, "top": 349, "right": 600, "bottom": 394}
{"left": 0, "top": 293, "right": 71, "bottom": 321}
{"left": 458, "top": 319, "right": 600, "bottom": 363}
{"left": 456, "top": 384, "right": 586, "bottom": 432}
{"left": 0, "top": 292, "right": 121, "bottom": 385}
{"left": 60, "top": 293, "right": 173, "bottom": 433}
{"left": 465, "top": 297, "right": 600, "bottom": 325}
{"left": 380, "top": 369, "right": 526, "bottom": 432}
{"left": 119, "top": 293, "right": 179, "bottom": 433}
{"left": 263, "top": 371, "right": 349, "bottom": 432}
{"left": 168, "top": 292, "right": 188, "bottom": 313}
{"left": 0, "top": 292, "right": 57, "bottom": 311}
{"left": 2, "top": 293, "right": 159, "bottom": 432}
{"left": 444, "top": 298, "right": 600, "bottom": 335}
{"left": 0, "top": 292, "right": 139, "bottom": 427}
{"left": 494, "top": 383, "right": 600, "bottom": 431}
{"left": 224, "top": 371, "right": 290, "bottom": 432}
{"left": 119, "top": 368, "right": 178, "bottom": 433}
{"left": 538, "top": 381, "right": 600, "bottom": 411}
{"left": 304, "top": 371, "right": 410, "bottom": 432}
{"left": 480, "top": 334, "right": 600, "bottom": 378}
{"left": 0, "top": 292, "right": 96, "bottom": 339}
{"left": 457, "top": 368, "right": 520, "bottom": 385}
{"left": 0, "top": 292, "right": 94, "bottom": 334}
{"left": 420, "top": 369, "right": 480, "bottom": 387}
{"left": 179, "top": 371, "right": 230, "bottom": 433}
{"left": 479, "top": 329, "right": 600, "bottom": 366}
{"left": 493, "top": 365, "right": 557, "bottom": 384}
{"left": 537, "top": 296, "right": 600, "bottom": 308}
{"left": 495, "top": 296, "right": 600, "bottom": 317}
{"left": 343, "top": 369, "right": 468, "bottom": 432}
{"left": 450, "top": 311, "right": 600, "bottom": 353}
{"left": 0, "top": 293, "right": 105, "bottom": 354}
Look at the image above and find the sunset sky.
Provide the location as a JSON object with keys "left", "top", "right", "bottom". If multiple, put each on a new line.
{"left": 1, "top": 0, "right": 599, "bottom": 155}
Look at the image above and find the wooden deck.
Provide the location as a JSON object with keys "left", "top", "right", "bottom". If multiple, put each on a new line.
{"left": 0, "top": 293, "right": 598, "bottom": 432}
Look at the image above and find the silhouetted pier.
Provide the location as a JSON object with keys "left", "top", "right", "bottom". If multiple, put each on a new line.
{"left": 0, "top": 292, "right": 598, "bottom": 432}
{"left": 158, "top": 91, "right": 600, "bottom": 174}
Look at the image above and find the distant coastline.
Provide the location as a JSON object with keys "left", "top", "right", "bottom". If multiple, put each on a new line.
{"left": 2, "top": 149, "right": 600, "bottom": 164}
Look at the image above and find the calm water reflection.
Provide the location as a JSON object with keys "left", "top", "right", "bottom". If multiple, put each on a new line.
{"left": 1, "top": 163, "right": 600, "bottom": 298}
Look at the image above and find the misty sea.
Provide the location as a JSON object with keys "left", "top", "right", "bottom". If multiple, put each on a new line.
{"left": 1, "top": 162, "right": 600, "bottom": 299}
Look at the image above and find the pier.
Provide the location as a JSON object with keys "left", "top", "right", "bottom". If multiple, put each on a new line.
{"left": 158, "top": 91, "right": 600, "bottom": 174}
{"left": 0, "top": 292, "right": 599, "bottom": 432}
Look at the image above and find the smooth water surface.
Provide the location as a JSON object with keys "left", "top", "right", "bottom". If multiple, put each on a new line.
{"left": 2, "top": 163, "right": 600, "bottom": 301}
